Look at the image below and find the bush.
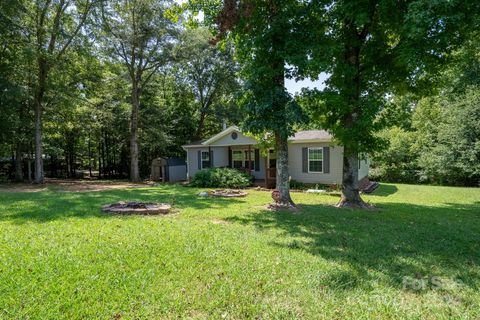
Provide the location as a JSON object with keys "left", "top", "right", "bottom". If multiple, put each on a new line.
{"left": 289, "top": 179, "right": 306, "bottom": 190}
{"left": 190, "top": 167, "right": 253, "bottom": 188}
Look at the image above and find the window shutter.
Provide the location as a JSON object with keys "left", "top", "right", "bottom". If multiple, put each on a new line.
{"left": 210, "top": 149, "right": 214, "bottom": 167}
{"left": 323, "top": 147, "right": 330, "bottom": 173}
{"left": 197, "top": 150, "right": 201, "bottom": 169}
{"left": 254, "top": 149, "right": 260, "bottom": 171}
{"left": 302, "top": 148, "right": 308, "bottom": 173}
{"left": 228, "top": 147, "right": 232, "bottom": 168}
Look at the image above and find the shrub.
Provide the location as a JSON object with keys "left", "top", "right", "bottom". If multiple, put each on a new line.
{"left": 190, "top": 167, "right": 253, "bottom": 188}
{"left": 289, "top": 179, "right": 306, "bottom": 190}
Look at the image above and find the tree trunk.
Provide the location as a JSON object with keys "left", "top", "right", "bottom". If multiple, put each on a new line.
{"left": 14, "top": 144, "right": 23, "bottom": 182}
{"left": 336, "top": 146, "right": 369, "bottom": 208}
{"left": 335, "top": 29, "right": 371, "bottom": 209}
{"left": 130, "top": 81, "right": 141, "bottom": 182}
{"left": 195, "top": 111, "right": 207, "bottom": 140}
{"left": 34, "top": 62, "right": 47, "bottom": 184}
{"left": 275, "top": 131, "right": 295, "bottom": 207}
{"left": 27, "top": 155, "right": 32, "bottom": 183}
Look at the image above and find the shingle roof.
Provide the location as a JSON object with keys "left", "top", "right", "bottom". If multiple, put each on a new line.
{"left": 289, "top": 130, "right": 332, "bottom": 141}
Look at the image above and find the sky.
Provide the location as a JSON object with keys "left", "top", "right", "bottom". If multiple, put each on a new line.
{"left": 285, "top": 73, "right": 329, "bottom": 95}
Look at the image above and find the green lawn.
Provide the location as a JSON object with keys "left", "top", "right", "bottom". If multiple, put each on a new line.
{"left": 0, "top": 184, "right": 479, "bottom": 319}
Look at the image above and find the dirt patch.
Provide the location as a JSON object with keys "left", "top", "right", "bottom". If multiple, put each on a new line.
{"left": 0, "top": 178, "right": 153, "bottom": 193}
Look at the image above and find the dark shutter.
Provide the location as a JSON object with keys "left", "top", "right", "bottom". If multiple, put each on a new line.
{"left": 254, "top": 149, "right": 260, "bottom": 171}
{"left": 323, "top": 147, "right": 330, "bottom": 173}
{"left": 210, "top": 149, "right": 214, "bottom": 167}
{"left": 228, "top": 147, "right": 232, "bottom": 168}
{"left": 302, "top": 147, "right": 308, "bottom": 173}
{"left": 197, "top": 150, "right": 201, "bottom": 169}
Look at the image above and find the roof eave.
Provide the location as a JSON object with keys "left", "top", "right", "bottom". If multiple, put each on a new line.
{"left": 289, "top": 139, "right": 332, "bottom": 144}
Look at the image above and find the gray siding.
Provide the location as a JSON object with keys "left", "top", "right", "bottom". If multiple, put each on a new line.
{"left": 358, "top": 157, "right": 369, "bottom": 180}
{"left": 168, "top": 165, "right": 187, "bottom": 182}
{"left": 186, "top": 146, "right": 265, "bottom": 180}
{"left": 186, "top": 146, "right": 229, "bottom": 178}
{"left": 288, "top": 143, "right": 344, "bottom": 185}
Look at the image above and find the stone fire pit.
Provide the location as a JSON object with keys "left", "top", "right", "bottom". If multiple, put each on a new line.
{"left": 210, "top": 189, "right": 248, "bottom": 198}
{"left": 102, "top": 201, "right": 171, "bottom": 215}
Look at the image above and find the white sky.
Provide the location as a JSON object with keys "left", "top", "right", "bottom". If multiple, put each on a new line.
{"left": 285, "top": 73, "right": 328, "bottom": 95}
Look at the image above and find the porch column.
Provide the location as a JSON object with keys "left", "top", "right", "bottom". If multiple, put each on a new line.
{"left": 248, "top": 145, "right": 252, "bottom": 172}
{"left": 264, "top": 156, "right": 269, "bottom": 188}
{"left": 209, "top": 146, "right": 212, "bottom": 167}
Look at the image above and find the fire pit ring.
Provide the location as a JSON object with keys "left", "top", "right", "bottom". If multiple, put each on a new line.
{"left": 210, "top": 189, "right": 248, "bottom": 198}
{"left": 102, "top": 201, "right": 171, "bottom": 215}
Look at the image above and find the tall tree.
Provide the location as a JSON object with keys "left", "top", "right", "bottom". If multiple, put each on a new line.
{"left": 174, "top": 28, "right": 238, "bottom": 140}
{"left": 195, "top": 0, "right": 305, "bottom": 207}
{"left": 29, "top": 0, "right": 95, "bottom": 183}
{"left": 300, "top": 0, "right": 479, "bottom": 208}
{"left": 101, "top": 0, "right": 177, "bottom": 182}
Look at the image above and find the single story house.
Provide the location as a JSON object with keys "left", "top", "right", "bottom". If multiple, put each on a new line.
{"left": 182, "top": 126, "right": 369, "bottom": 187}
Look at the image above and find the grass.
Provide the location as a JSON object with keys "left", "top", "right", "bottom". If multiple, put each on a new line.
{"left": 0, "top": 183, "right": 479, "bottom": 319}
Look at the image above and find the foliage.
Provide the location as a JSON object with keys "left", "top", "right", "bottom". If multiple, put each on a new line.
{"left": 415, "top": 89, "right": 480, "bottom": 185}
{"left": 190, "top": 167, "right": 252, "bottom": 188}
{"left": 373, "top": 32, "right": 480, "bottom": 186}
{"left": 288, "top": 179, "right": 306, "bottom": 190}
{"left": 193, "top": 0, "right": 309, "bottom": 206}
{"left": 0, "top": 184, "right": 480, "bottom": 317}
{"left": 370, "top": 127, "right": 419, "bottom": 183}
{"left": 173, "top": 27, "right": 240, "bottom": 139}
{"left": 297, "top": 0, "right": 479, "bottom": 205}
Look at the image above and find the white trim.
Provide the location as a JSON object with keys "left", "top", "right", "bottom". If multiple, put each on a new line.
{"left": 186, "top": 151, "right": 189, "bottom": 179}
{"left": 307, "top": 147, "right": 323, "bottom": 173}
{"left": 202, "top": 126, "right": 240, "bottom": 145}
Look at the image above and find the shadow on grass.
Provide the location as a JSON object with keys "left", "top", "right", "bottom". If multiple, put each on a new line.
{"left": 370, "top": 183, "right": 398, "bottom": 196}
{"left": 226, "top": 201, "right": 480, "bottom": 291}
{"left": 0, "top": 186, "right": 244, "bottom": 224}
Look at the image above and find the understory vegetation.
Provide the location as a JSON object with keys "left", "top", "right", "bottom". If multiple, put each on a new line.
{"left": 0, "top": 184, "right": 479, "bottom": 318}
{"left": 190, "top": 167, "right": 252, "bottom": 188}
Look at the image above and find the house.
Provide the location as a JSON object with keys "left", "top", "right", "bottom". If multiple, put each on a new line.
{"left": 182, "top": 126, "right": 369, "bottom": 187}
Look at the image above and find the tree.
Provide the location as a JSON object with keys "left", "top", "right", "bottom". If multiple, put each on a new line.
{"left": 28, "top": 0, "right": 96, "bottom": 183}
{"left": 300, "top": 0, "right": 479, "bottom": 208}
{"left": 195, "top": 0, "right": 306, "bottom": 207}
{"left": 174, "top": 28, "right": 239, "bottom": 140}
{"left": 101, "top": 0, "right": 177, "bottom": 182}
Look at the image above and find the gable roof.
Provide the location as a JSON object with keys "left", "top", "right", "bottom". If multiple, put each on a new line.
{"left": 182, "top": 126, "right": 258, "bottom": 148}
{"left": 202, "top": 126, "right": 242, "bottom": 145}
{"left": 182, "top": 127, "right": 333, "bottom": 149}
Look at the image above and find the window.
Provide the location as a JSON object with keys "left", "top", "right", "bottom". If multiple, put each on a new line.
{"left": 201, "top": 151, "right": 210, "bottom": 169}
{"left": 244, "top": 150, "right": 255, "bottom": 169}
{"left": 231, "top": 149, "right": 255, "bottom": 169}
{"left": 308, "top": 148, "right": 323, "bottom": 172}
{"left": 232, "top": 150, "right": 243, "bottom": 169}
